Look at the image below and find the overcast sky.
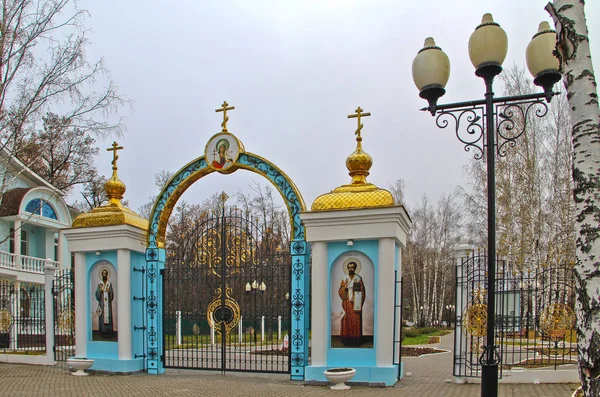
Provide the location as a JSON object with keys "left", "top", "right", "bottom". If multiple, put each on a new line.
{"left": 77, "top": 0, "right": 600, "bottom": 214}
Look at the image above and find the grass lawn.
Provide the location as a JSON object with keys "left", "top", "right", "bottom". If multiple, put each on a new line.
{"left": 402, "top": 327, "right": 452, "bottom": 346}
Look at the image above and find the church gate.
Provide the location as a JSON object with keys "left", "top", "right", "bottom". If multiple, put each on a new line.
{"left": 162, "top": 206, "right": 291, "bottom": 372}
{"left": 144, "top": 103, "right": 309, "bottom": 379}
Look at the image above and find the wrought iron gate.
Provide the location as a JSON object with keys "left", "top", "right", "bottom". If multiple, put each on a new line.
{"left": 0, "top": 279, "right": 46, "bottom": 354}
{"left": 53, "top": 269, "right": 75, "bottom": 361}
{"left": 454, "top": 253, "right": 576, "bottom": 378}
{"left": 163, "top": 209, "right": 291, "bottom": 373}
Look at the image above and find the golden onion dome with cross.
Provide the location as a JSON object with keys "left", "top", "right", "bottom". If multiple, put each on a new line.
{"left": 311, "top": 107, "right": 395, "bottom": 211}
{"left": 71, "top": 142, "right": 148, "bottom": 230}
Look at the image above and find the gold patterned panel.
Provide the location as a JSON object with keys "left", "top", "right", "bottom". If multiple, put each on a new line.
{"left": 464, "top": 303, "right": 488, "bottom": 337}
{"left": 0, "top": 308, "right": 12, "bottom": 332}
{"left": 464, "top": 283, "right": 488, "bottom": 337}
{"left": 539, "top": 303, "right": 576, "bottom": 340}
{"left": 72, "top": 202, "right": 149, "bottom": 230}
{"left": 311, "top": 184, "right": 395, "bottom": 211}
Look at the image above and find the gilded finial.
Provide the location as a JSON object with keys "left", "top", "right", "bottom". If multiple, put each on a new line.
{"left": 219, "top": 191, "right": 229, "bottom": 204}
{"left": 104, "top": 141, "right": 126, "bottom": 205}
{"left": 310, "top": 107, "right": 394, "bottom": 211}
{"left": 215, "top": 101, "right": 235, "bottom": 132}
{"left": 70, "top": 140, "right": 148, "bottom": 230}
{"left": 107, "top": 142, "right": 124, "bottom": 171}
{"left": 347, "top": 107, "right": 371, "bottom": 142}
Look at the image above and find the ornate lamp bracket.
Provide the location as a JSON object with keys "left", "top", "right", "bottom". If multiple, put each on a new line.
{"left": 430, "top": 94, "right": 551, "bottom": 160}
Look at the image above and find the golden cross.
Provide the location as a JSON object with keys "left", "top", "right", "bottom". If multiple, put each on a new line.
{"left": 347, "top": 107, "right": 371, "bottom": 140}
{"left": 107, "top": 141, "right": 124, "bottom": 170}
{"left": 215, "top": 101, "right": 235, "bottom": 132}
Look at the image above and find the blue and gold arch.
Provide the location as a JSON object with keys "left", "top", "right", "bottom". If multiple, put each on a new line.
{"left": 144, "top": 130, "right": 309, "bottom": 379}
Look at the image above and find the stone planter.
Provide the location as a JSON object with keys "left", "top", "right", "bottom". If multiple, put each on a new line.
{"left": 323, "top": 367, "right": 356, "bottom": 390}
{"left": 67, "top": 358, "right": 94, "bottom": 376}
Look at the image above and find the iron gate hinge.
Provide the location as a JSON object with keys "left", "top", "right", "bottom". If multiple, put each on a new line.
{"left": 160, "top": 354, "right": 164, "bottom": 362}
{"left": 160, "top": 269, "right": 164, "bottom": 275}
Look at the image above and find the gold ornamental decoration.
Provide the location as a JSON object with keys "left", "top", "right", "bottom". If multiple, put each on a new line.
{"left": 464, "top": 284, "right": 487, "bottom": 337}
{"left": 539, "top": 303, "right": 576, "bottom": 340}
{"left": 196, "top": 226, "right": 259, "bottom": 277}
{"left": 206, "top": 286, "right": 241, "bottom": 337}
{"left": 0, "top": 308, "right": 12, "bottom": 332}
{"left": 464, "top": 303, "right": 488, "bottom": 337}
{"left": 57, "top": 309, "right": 75, "bottom": 333}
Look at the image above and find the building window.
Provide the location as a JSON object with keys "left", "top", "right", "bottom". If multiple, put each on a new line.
{"left": 9, "top": 228, "right": 28, "bottom": 255}
{"left": 24, "top": 199, "right": 58, "bottom": 220}
{"left": 54, "top": 234, "right": 59, "bottom": 261}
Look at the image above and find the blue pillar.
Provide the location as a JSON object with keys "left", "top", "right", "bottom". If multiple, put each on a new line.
{"left": 290, "top": 240, "right": 309, "bottom": 380}
{"left": 145, "top": 248, "right": 165, "bottom": 374}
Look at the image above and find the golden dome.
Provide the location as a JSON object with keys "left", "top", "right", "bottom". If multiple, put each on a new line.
{"left": 311, "top": 110, "right": 394, "bottom": 211}
{"left": 105, "top": 172, "right": 126, "bottom": 204}
{"left": 72, "top": 143, "right": 148, "bottom": 230}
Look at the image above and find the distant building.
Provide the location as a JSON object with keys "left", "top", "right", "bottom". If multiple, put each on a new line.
{"left": 0, "top": 148, "right": 76, "bottom": 284}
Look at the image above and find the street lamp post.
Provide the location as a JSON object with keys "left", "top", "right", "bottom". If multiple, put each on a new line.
{"left": 245, "top": 280, "right": 266, "bottom": 344}
{"left": 445, "top": 304, "right": 455, "bottom": 328}
{"left": 412, "top": 14, "right": 561, "bottom": 397}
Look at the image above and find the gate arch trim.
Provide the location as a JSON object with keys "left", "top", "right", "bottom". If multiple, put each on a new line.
{"left": 146, "top": 152, "right": 306, "bottom": 249}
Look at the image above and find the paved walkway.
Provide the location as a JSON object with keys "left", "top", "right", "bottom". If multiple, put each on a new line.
{"left": 0, "top": 333, "right": 579, "bottom": 397}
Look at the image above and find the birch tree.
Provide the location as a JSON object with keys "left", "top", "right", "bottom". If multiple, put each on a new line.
{"left": 546, "top": 2, "right": 600, "bottom": 395}
{"left": 402, "top": 191, "right": 461, "bottom": 326}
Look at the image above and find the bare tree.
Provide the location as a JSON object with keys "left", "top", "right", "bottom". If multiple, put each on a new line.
{"left": 17, "top": 112, "right": 99, "bottom": 192}
{"left": 0, "top": 0, "right": 127, "bottom": 208}
{"left": 546, "top": 2, "right": 600, "bottom": 395}
{"left": 389, "top": 179, "right": 406, "bottom": 207}
{"left": 71, "top": 169, "right": 107, "bottom": 212}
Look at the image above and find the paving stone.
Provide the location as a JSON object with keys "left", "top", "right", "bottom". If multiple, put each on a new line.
{"left": 0, "top": 333, "right": 579, "bottom": 397}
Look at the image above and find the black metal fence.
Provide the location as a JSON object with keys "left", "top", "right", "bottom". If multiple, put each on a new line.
{"left": 454, "top": 254, "right": 576, "bottom": 378}
{"left": 53, "top": 270, "right": 75, "bottom": 361}
{"left": 0, "top": 279, "right": 46, "bottom": 354}
{"left": 393, "top": 274, "right": 403, "bottom": 379}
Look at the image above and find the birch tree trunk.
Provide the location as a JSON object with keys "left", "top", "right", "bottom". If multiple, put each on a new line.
{"left": 547, "top": 2, "right": 600, "bottom": 395}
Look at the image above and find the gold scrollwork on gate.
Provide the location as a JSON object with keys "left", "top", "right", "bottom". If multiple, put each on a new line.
{"left": 0, "top": 308, "right": 12, "bottom": 332}
{"left": 539, "top": 303, "right": 576, "bottom": 340}
{"left": 465, "top": 284, "right": 487, "bottom": 337}
{"left": 57, "top": 309, "right": 75, "bottom": 333}
{"left": 196, "top": 227, "right": 259, "bottom": 277}
{"left": 197, "top": 229, "right": 222, "bottom": 272}
{"left": 465, "top": 303, "right": 488, "bottom": 337}
{"left": 206, "top": 286, "right": 240, "bottom": 337}
{"left": 224, "top": 229, "right": 258, "bottom": 274}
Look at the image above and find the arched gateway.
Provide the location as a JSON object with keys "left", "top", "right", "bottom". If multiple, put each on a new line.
{"left": 144, "top": 106, "right": 309, "bottom": 379}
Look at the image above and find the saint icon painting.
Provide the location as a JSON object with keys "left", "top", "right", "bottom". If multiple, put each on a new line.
{"left": 331, "top": 253, "right": 374, "bottom": 348}
{"left": 91, "top": 262, "right": 118, "bottom": 341}
{"left": 205, "top": 133, "right": 240, "bottom": 172}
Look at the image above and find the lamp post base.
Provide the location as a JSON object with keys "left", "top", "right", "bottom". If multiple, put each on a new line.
{"left": 481, "top": 365, "right": 498, "bottom": 397}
